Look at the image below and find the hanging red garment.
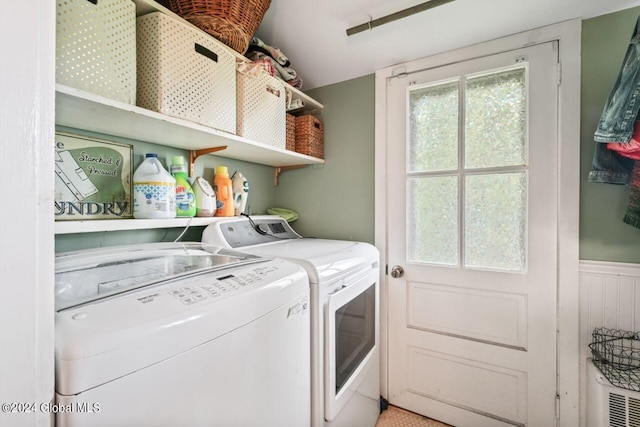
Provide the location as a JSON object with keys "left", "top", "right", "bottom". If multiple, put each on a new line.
{"left": 608, "top": 121, "right": 640, "bottom": 160}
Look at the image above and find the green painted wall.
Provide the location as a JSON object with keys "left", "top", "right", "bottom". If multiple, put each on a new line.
{"left": 275, "top": 75, "right": 376, "bottom": 244}
{"left": 580, "top": 7, "right": 640, "bottom": 263}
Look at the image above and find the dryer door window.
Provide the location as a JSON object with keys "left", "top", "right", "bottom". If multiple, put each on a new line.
{"left": 335, "top": 283, "right": 375, "bottom": 392}
{"left": 325, "top": 271, "right": 377, "bottom": 421}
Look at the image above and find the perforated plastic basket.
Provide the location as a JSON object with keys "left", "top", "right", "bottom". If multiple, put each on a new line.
{"left": 237, "top": 70, "right": 286, "bottom": 148}
{"left": 56, "top": 0, "right": 136, "bottom": 104}
{"left": 136, "top": 12, "right": 236, "bottom": 133}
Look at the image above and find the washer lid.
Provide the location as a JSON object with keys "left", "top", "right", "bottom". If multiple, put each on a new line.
{"left": 55, "top": 256, "right": 309, "bottom": 396}
{"left": 55, "top": 242, "right": 263, "bottom": 311}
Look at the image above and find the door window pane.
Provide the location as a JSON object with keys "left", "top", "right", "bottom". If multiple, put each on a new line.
{"left": 409, "top": 81, "right": 459, "bottom": 172}
{"left": 406, "top": 66, "right": 529, "bottom": 271}
{"left": 465, "top": 68, "right": 526, "bottom": 169}
{"left": 408, "top": 176, "right": 459, "bottom": 265}
{"left": 464, "top": 173, "right": 527, "bottom": 271}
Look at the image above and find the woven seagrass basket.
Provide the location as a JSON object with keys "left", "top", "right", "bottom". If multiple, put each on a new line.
{"left": 295, "top": 115, "right": 324, "bottom": 159}
{"left": 286, "top": 114, "right": 296, "bottom": 151}
{"left": 167, "top": 0, "right": 271, "bottom": 53}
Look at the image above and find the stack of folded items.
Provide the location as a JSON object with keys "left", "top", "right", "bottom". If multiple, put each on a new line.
{"left": 246, "top": 37, "right": 302, "bottom": 89}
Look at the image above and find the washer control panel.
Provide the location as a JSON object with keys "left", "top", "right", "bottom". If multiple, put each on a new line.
{"left": 168, "top": 264, "right": 279, "bottom": 305}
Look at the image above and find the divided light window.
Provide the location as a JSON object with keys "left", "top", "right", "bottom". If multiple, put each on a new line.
{"left": 406, "top": 66, "right": 528, "bottom": 272}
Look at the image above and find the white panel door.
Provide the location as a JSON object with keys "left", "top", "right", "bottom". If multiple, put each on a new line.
{"left": 386, "top": 42, "right": 558, "bottom": 427}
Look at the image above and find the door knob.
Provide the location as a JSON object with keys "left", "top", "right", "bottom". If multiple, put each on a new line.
{"left": 390, "top": 265, "right": 404, "bottom": 278}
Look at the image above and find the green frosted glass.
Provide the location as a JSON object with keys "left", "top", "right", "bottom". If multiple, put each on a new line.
{"left": 408, "top": 176, "right": 459, "bottom": 265}
{"left": 465, "top": 68, "right": 526, "bottom": 169}
{"left": 409, "top": 81, "right": 459, "bottom": 172}
{"left": 464, "top": 173, "right": 527, "bottom": 271}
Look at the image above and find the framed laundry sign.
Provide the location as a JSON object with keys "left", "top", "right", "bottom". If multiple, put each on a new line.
{"left": 54, "top": 132, "right": 133, "bottom": 220}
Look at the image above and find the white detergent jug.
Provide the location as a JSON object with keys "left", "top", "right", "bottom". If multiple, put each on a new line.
{"left": 133, "top": 153, "right": 176, "bottom": 219}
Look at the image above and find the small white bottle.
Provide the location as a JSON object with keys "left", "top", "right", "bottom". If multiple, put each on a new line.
{"left": 193, "top": 176, "right": 216, "bottom": 217}
{"left": 232, "top": 171, "right": 249, "bottom": 216}
{"left": 133, "top": 153, "right": 176, "bottom": 219}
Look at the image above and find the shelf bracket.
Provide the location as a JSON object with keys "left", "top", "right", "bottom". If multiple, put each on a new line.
{"left": 189, "top": 146, "right": 227, "bottom": 177}
{"left": 274, "top": 165, "right": 306, "bottom": 186}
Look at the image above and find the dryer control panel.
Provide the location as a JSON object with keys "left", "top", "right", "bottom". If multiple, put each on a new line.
{"left": 211, "top": 218, "right": 302, "bottom": 248}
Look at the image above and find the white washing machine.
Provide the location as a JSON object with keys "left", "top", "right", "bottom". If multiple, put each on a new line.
{"left": 54, "top": 242, "right": 310, "bottom": 427}
{"left": 203, "top": 216, "right": 380, "bottom": 427}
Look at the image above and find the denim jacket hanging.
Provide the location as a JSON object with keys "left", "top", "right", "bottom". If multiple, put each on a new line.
{"left": 589, "top": 14, "right": 640, "bottom": 184}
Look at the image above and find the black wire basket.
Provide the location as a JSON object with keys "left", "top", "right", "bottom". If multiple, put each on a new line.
{"left": 589, "top": 327, "right": 640, "bottom": 392}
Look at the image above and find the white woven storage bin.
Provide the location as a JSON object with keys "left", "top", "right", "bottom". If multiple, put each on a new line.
{"left": 56, "top": 0, "right": 136, "bottom": 104}
{"left": 136, "top": 12, "right": 236, "bottom": 134}
{"left": 237, "top": 71, "right": 286, "bottom": 148}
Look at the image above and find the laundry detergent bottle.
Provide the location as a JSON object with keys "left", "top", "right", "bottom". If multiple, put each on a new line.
{"left": 214, "top": 166, "right": 234, "bottom": 217}
{"left": 170, "top": 156, "right": 196, "bottom": 217}
{"left": 133, "top": 153, "right": 176, "bottom": 219}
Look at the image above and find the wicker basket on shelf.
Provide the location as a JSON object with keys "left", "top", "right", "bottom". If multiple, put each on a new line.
{"left": 286, "top": 114, "right": 296, "bottom": 151}
{"left": 167, "top": 0, "right": 271, "bottom": 53}
{"left": 295, "top": 115, "right": 324, "bottom": 159}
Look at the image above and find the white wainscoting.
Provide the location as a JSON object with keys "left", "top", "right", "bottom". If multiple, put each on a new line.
{"left": 578, "top": 260, "right": 640, "bottom": 425}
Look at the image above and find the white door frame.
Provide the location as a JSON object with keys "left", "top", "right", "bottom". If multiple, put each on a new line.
{"left": 375, "top": 20, "right": 581, "bottom": 427}
{"left": 0, "top": 2, "right": 56, "bottom": 427}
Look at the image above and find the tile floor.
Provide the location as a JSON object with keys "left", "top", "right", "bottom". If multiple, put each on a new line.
{"left": 375, "top": 406, "right": 453, "bottom": 427}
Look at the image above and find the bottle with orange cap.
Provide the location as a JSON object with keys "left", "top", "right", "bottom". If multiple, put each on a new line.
{"left": 213, "top": 166, "right": 234, "bottom": 217}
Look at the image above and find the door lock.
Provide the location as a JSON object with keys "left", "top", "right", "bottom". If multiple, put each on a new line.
{"left": 390, "top": 265, "right": 404, "bottom": 278}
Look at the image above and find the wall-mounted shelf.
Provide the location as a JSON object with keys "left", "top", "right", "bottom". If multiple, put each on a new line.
{"left": 56, "top": 84, "right": 324, "bottom": 168}
{"left": 55, "top": 216, "right": 229, "bottom": 235}
{"left": 54, "top": 0, "right": 325, "bottom": 235}
{"left": 56, "top": 0, "right": 324, "bottom": 169}
{"left": 54, "top": 84, "right": 323, "bottom": 235}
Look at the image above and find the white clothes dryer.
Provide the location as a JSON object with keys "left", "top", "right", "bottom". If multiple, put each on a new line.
{"left": 54, "top": 242, "right": 310, "bottom": 427}
{"left": 203, "top": 216, "right": 380, "bottom": 427}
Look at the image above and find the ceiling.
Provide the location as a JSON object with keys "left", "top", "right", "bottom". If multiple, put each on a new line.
{"left": 255, "top": 0, "right": 639, "bottom": 90}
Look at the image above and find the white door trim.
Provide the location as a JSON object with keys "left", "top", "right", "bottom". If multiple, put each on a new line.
{"left": 375, "top": 19, "right": 581, "bottom": 427}
{"left": 0, "top": 1, "right": 55, "bottom": 426}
